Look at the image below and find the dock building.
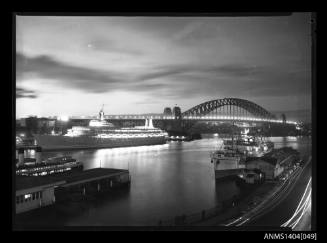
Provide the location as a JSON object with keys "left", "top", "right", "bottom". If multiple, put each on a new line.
{"left": 15, "top": 168, "right": 130, "bottom": 214}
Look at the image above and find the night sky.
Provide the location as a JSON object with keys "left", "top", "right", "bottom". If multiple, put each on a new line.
{"left": 16, "top": 13, "right": 312, "bottom": 121}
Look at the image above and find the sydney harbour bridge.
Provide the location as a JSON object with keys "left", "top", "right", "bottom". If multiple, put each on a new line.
{"left": 70, "top": 98, "right": 298, "bottom": 133}
{"left": 71, "top": 98, "right": 296, "bottom": 124}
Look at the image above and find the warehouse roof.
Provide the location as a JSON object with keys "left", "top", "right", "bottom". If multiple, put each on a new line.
{"left": 16, "top": 168, "right": 129, "bottom": 191}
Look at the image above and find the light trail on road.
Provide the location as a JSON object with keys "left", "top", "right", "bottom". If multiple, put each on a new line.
{"left": 223, "top": 156, "right": 311, "bottom": 228}
{"left": 281, "top": 177, "right": 312, "bottom": 229}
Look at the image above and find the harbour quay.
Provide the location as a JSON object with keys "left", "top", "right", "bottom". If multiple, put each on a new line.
{"left": 15, "top": 168, "right": 131, "bottom": 214}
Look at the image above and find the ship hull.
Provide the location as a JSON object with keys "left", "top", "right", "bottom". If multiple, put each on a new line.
{"left": 34, "top": 135, "right": 166, "bottom": 151}
{"left": 211, "top": 153, "right": 245, "bottom": 180}
{"left": 215, "top": 168, "right": 244, "bottom": 180}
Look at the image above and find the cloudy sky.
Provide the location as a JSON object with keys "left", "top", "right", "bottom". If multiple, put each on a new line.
{"left": 16, "top": 13, "right": 312, "bottom": 121}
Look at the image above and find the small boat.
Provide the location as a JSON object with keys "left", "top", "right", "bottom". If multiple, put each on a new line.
{"left": 16, "top": 156, "right": 83, "bottom": 176}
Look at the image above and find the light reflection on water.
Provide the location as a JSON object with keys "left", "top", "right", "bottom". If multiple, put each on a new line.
{"left": 22, "top": 136, "right": 311, "bottom": 226}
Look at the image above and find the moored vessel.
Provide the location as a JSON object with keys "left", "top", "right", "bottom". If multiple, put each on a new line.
{"left": 223, "top": 135, "right": 274, "bottom": 157}
{"left": 16, "top": 156, "right": 83, "bottom": 176}
{"left": 210, "top": 144, "right": 246, "bottom": 180}
{"left": 33, "top": 108, "right": 168, "bottom": 151}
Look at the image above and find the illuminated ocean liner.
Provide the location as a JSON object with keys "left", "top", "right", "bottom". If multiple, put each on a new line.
{"left": 34, "top": 109, "right": 168, "bottom": 150}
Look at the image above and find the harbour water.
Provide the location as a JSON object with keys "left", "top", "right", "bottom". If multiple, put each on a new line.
{"left": 19, "top": 136, "right": 311, "bottom": 226}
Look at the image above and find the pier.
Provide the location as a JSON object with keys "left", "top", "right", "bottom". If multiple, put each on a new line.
{"left": 15, "top": 168, "right": 131, "bottom": 214}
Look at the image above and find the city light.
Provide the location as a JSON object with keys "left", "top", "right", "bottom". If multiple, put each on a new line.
{"left": 58, "top": 115, "right": 69, "bottom": 122}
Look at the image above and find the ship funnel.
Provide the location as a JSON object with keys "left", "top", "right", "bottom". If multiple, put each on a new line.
{"left": 36, "top": 146, "right": 42, "bottom": 164}
{"left": 17, "top": 148, "right": 24, "bottom": 166}
{"left": 145, "top": 119, "right": 149, "bottom": 128}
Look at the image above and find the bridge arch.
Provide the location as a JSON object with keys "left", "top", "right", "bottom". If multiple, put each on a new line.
{"left": 182, "top": 98, "right": 275, "bottom": 119}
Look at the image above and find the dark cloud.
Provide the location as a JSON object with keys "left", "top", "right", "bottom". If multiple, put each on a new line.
{"left": 137, "top": 63, "right": 309, "bottom": 99}
{"left": 172, "top": 21, "right": 222, "bottom": 46}
{"left": 139, "top": 64, "right": 263, "bottom": 81}
{"left": 139, "top": 66, "right": 194, "bottom": 81}
{"left": 16, "top": 52, "right": 126, "bottom": 93}
{"left": 16, "top": 52, "right": 310, "bottom": 103}
{"left": 16, "top": 52, "right": 171, "bottom": 96}
{"left": 16, "top": 87, "right": 38, "bottom": 99}
{"left": 88, "top": 39, "right": 144, "bottom": 56}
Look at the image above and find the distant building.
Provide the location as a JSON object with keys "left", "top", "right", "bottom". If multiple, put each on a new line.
{"left": 16, "top": 118, "right": 26, "bottom": 127}
{"left": 37, "top": 118, "right": 56, "bottom": 128}
{"left": 163, "top": 107, "right": 172, "bottom": 116}
{"left": 25, "top": 116, "right": 38, "bottom": 134}
{"left": 245, "top": 148, "right": 297, "bottom": 180}
{"left": 16, "top": 176, "right": 65, "bottom": 214}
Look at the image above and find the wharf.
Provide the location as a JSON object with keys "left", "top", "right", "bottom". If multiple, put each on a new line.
{"left": 15, "top": 168, "right": 131, "bottom": 214}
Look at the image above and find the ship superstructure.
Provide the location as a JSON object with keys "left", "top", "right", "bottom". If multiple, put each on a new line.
{"left": 210, "top": 144, "right": 245, "bottom": 179}
{"left": 210, "top": 141, "right": 246, "bottom": 180}
{"left": 223, "top": 135, "right": 274, "bottom": 157}
{"left": 210, "top": 120, "right": 275, "bottom": 180}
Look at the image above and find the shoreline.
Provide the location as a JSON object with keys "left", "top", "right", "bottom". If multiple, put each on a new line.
{"left": 31, "top": 141, "right": 168, "bottom": 152}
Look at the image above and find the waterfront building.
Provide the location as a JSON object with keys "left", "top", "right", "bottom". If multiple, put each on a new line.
{"left": 245, "top": 157, "right": 284, "bottom": 180}
{"left": 16, "top": 176, "right": 65, "bottom": 214}
{"left": 15, "top": 168, "right": 130, "bottom": 214}
{"left": 245, "top": 147, "right": 298, "bottom": 180}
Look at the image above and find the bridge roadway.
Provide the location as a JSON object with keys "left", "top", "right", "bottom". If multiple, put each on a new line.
{"left": 69, "top": 115, "right": 297, "bottom": 125}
